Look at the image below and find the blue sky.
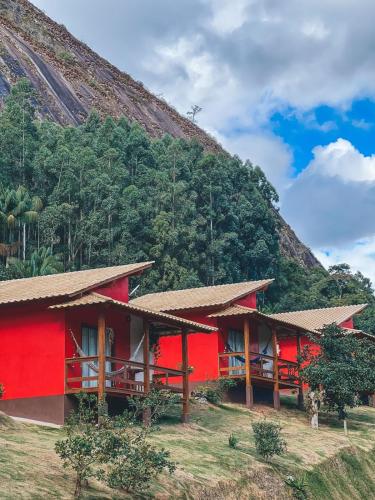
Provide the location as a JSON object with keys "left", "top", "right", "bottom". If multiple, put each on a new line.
{"left": 271, "top": 99, "right": 375, "bottom": 175}
{"left": 31, "top": 0, "right": 375, "bottom": 283}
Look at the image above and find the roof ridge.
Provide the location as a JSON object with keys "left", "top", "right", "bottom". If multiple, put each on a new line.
{"left": 133, "top": 278, "right": 274, "bottom": 299}
{"left": 270, "top": 303, "right": 368, "bottom": 316}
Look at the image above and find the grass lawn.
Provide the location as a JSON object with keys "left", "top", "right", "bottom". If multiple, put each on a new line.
{"left": 0, "top": 396, "right": 375, "bottom": 499}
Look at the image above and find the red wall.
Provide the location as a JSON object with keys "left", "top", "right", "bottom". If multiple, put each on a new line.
{"left": 235, "top": 292, "right": 257, "bottom": 309}
{"left": 94, "top": 276, "right": 129, "bottom": 302}
{"left": 0, "top": 303, "right": 66, "bottom": 400}
{"left": 157, "top": 311, "right": 220, "bottom": 383}
{"left": 156, "top": 292, "right": 259, "bottom": 384}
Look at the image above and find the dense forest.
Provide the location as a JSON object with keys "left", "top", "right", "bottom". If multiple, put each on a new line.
{"left": 0, "top": 79, "right": 374, "bottom": 332}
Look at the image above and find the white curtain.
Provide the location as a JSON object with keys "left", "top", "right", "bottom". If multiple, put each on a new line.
{"left": 228, "top": 329, "right": 245, "bottom": 374}
{"left": 82, "top": 326, "right": 112, "bottom": 388}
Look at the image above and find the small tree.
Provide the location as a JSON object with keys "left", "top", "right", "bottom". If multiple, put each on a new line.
{"left": 252, "top": 420, "right": 287, "bottom": 461}
{"left": 187, "top": 104, "right": 202, "bottom": 123}
{"left": 55, "top": 394, "right": 100, "bottom": 498}
{"left": 301, "top": 324, "right": 375, "bottom": 434}
{"left": 55, "top": 391, "right": 177, "bottom": 498}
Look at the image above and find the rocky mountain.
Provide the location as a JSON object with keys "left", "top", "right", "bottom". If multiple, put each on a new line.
{"left": 0, "top": 0, "right": 321, "bottom": 269}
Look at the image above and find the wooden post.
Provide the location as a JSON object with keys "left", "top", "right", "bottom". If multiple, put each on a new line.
{"left": 244, "top": 318, "right": 254, "bottom": 409}
{"left": 97, "top": 312, "right": 106, "bottom": 402}
{"left": 296, "top": 334, "right": 304, "bottom": 409}
{"left": 142, "top": 320, "right": 151, "bottom": 425}
{"left": 272, "top": 328, "right": 280, "bottom": 410}
{"left": 181, "top": 329, "right": 190, "bottom": 423}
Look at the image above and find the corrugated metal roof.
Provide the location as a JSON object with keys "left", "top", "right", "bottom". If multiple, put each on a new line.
{"left": 131, "top": 279, "right": 273, "bottom": 312}
{"left": 269, "top": 304, "right": 367, "bottom": 333}
{"left": 50, "top": 293, "right": 217, "bottom": 333}
{"left": 0, "top": 262, "right": 153, "bottom": 305}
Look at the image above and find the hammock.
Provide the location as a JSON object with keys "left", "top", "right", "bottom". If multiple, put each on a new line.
{"left": 225, "top": 334, "right": 273, "bottom": 365}
{"left": 69, "top": 329, "right": 125, "bottom": 379}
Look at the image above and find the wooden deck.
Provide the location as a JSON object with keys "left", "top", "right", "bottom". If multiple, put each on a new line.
{"left": 218, "top": 351, "right": 300, "bottom": 389}
{"left": 65, "top": 356, "right": 185, "bottom": 397}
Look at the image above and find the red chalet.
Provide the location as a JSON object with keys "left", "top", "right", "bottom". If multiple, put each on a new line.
{"left": 0, "top": 262, "right": 216, "bottom": 425}
{"left": 132, "top": 283, "right": 370, "bottom": 410}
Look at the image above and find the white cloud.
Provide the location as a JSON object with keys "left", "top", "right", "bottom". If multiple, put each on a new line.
{"left": 282, "top": 138, "right": 375, "bottom": 247}
{"left": 309, "top": 139, "right": 375, "bottom": 183}
{"left": 208, "top": 0, "right": 250, "bottom": 35}
{"left": 314, "top": 239, "right": 375, "bottom": 286}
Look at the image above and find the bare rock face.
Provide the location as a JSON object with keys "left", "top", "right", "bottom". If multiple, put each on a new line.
{"left": 0, "top": 0, "right": 322, "bottom": 269}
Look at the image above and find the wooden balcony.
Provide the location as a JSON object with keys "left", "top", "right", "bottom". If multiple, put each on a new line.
{"left": 218, "top": 351, "right": 300, "bottom": 389}
{"left": 65, "top": 356, "right": 185, "bottom": 397}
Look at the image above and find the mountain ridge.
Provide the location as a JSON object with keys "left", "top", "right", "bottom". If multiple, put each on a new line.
{"left": 0, "top": 0, "right": 321, "bottom": 269}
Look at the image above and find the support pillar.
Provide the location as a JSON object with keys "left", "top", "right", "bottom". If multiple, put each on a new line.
{"left": 244, "top": 318, "right": 254, "bottom": 409}
{"left": 142, "top": 320, "right": 151, "bottom": 425}
{"left": 272, "top": 328, "right": 280, "bottom": 410}
{"left": 296, "top": 334, "right": 304, "bottom": 410}
{"left": 97, "top": 312, "right": 106, "bottom": 402}
{"left": 181, "top": 329, "right": 190, "bottom": 423}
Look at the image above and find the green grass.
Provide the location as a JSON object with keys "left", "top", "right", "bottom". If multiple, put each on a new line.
{"left": 0, "top": 397, "right": 375, "bottom": 498}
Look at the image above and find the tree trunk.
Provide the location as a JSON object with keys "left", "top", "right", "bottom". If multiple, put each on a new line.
{"left": 344, "top": 418, "right": 348, "bottom": 436}
{"left": 74, "top": 474, "right": 82, "bottom": 498}
{"left": 23, "top": 223, "right": 26, "bottom": 261}
{"left": 309, "top": 391, "right": 319, "bottom": 429}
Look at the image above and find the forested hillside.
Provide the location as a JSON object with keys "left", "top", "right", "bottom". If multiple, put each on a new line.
{"left": 0, "top": 0, "right": 322, "bottom": 269}
{"left": 0, "top": 80, "right": 374, "bottom": 332}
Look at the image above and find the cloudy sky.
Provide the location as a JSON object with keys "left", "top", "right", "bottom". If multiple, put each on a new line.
{"left": 32, "top": 0, "right": 375, "bottom": 283}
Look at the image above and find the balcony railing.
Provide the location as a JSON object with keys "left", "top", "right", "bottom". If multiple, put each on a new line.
{"left": 65, "top": 356, "right": 185, "bottom": 396}
{"left": 218, "top": 351, "right": 300, "bottom": 387}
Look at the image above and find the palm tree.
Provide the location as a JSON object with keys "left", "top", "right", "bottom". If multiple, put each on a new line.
{"left": 0, "top": 186, "right": 42, "bottom": 262}
{"left": 8, "top": 247, "right": 63, "bottom": 278}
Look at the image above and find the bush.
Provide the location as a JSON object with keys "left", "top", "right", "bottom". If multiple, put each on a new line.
{"left": 252, "top": 420, "right": 287, "bottom": 461}
{"left": 194, "top": 378, "right": 238, "bottom": 404}
{"left": 57, "top": 50, "right": 76, "bottom": 64}
{"left": 285, "top": 475, "right": 308, "bottom": 499}
{"left": 55, "top": 391, "right": 176, "bottom": 498}
{"left": 228, "top": 433, "right": 239, "bottom": 449}
{"left": 0, "top": 384, "right": 4, "bottom": 398}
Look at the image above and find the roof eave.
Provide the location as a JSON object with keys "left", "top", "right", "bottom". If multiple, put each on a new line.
{"left": 50, "top": 292, "right": 217, "bottom": 334}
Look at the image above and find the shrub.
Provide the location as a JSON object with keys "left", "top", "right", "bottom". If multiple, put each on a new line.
{"left": 228, "top": 433, "right": 239, "bottom": 449}
{"left": 0, "top": 384, "right": 4, "bottom": 398}
{"left": 55, "top": 391, "right": 177, "bottom": 498}
{"left": 252, "top": 420, "right": 287, "bottom": 461}
{"left": 195, "top": 378, "right": 238, "bottom": 404}
{"left": 285, "top": 475, "right": 308, "bottom": 499}
{"left": 57, "top": 50, "right": 76, "bottom": 64}
{"left": 55, "top": 394, "right": 101, "bottom": 498}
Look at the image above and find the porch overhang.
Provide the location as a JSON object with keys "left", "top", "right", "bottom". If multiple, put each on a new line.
{"left": 209, "top": 304, "right": 308, "bottom": 336}
{"left": 49, "top": 292, "right": 217, "bottom": 334}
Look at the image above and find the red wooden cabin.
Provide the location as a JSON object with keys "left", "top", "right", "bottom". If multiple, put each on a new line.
{"left": 132, "top": 284, "right": 369, "bottom": 410}
{"left": 0, "top": 263, "right": 216, "bottom": 424}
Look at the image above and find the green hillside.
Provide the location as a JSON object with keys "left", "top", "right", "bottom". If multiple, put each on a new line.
{"left": 0, "top": 399, "right": 375, "bottom": 498}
